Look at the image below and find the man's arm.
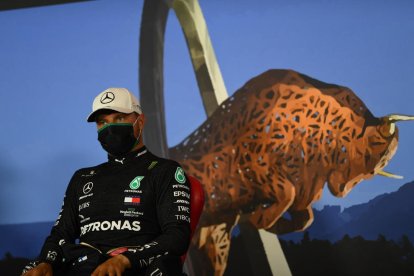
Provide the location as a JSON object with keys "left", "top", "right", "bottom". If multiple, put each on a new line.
{"left": 21, "top": 262, "right": 52, "bottom": 276}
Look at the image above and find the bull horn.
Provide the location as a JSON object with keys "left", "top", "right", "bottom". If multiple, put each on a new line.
{"left": 377, "top": 170, "right": 403, "bottom": 179}
{"left": 381, "top": 114, "right": 414, "bottom": 135}
{"left": 385, "top": 114, "right": 414, "bottom": 122}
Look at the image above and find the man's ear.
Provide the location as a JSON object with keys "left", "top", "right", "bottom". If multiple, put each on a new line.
{"left": 139, "top": 113, "right": 146, "bottom": 128}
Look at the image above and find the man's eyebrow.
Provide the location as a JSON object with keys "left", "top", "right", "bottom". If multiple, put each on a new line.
{"left": 96, "top": 111, "right": 124, "bottom": 122}
{"left": 96, "top": 115, "right": 105, "bottom": 121}
{"left": 96, "top": 115, "right": 109, "bottom": 122}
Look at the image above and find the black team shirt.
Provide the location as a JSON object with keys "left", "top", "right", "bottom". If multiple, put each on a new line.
{"left": 38, "top": 147, "right": 191, "bottom": 271}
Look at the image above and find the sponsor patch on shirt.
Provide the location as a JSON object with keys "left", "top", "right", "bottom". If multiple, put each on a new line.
{"left": 120, "top": 208, "right": 144, "bottom": 217}
{"left": 81, "top": 170, "right": 96, "bottom": 177}
{"left": 148, "top": 161, "right": 158, "bottom": 170}
{"left": 129, "top": 176, "right": 144, "bottom": 190}
{"left": 46, "top": 250, "right": 57, "bottom": 262}
{"left": 79, "top": 202, "right": 90, "bottom": 211}
{"left": 124, "top": 196, "right": 141, "bottom": 205}
{"left": 80, "top": 220, "right": 141, "bottom": 235}
{"left": 175, "top": 167, "right": 186, "bottom": 184}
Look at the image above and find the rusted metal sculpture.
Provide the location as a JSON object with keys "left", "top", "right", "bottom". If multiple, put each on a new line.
{"left": 169, "top": 69, "right": 414, "bottom": 275}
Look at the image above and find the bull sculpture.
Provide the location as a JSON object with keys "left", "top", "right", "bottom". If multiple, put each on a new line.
{"left": 169, "top": 69, "right": 413, "bottom": 275}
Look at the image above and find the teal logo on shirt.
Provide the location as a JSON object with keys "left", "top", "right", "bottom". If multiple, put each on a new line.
{"left": 175, "top": 167, "right": 186, "bottom": 184}
{"left": 130, "top": 176, "right": 144, "bottom": 190}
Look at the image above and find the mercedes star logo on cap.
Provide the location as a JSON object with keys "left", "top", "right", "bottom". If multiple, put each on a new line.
{"left": 83, "top": 182, "right": 94, "bottom": 194}
{"left": 100, "top": 92, "right": 115, "bottom": 104}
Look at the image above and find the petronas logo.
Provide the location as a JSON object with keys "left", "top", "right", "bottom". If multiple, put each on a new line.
{"left": 175, "top": 167, "right": 186, "bottom": 184}
{"left": 130, "top": 176, "right": 144, "bottom": 190}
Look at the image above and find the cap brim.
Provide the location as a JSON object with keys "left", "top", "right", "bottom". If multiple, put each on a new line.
{"left": 86, "top": 107, "right": 136, "bottom": 122}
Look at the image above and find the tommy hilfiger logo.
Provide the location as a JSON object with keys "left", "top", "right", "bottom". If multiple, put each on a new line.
{"left": 124, "top": 196, "right": 141, "bottom": 205}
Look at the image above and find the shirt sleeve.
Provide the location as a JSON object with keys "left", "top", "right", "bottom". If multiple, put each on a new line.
{"left": 37, "top": 172, "right": 80, "bottom": 269}
{"left": 122, "top": 163, "right": 191, "bottom": 270}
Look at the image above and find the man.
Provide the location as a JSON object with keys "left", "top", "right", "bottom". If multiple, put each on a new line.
{"left": 22, "top": 88, "right": 191, "bottom": 276}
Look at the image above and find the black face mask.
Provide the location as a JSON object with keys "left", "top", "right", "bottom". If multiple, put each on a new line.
{"left": 97, "top": 122, "right": 140, "bottom": 157}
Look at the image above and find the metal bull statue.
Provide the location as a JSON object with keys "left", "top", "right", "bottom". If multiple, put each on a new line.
{"left": 168, "top": 69, "right": 414, "bottom": 274}
{"left": 138, "top": 1, "right": 413, "bottom": 275}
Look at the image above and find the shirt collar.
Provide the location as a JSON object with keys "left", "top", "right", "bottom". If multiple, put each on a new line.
{"left": 108, "top": 146, "right": 148, "bottom": 164}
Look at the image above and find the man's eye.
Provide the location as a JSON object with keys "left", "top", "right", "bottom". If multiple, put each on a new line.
{"left": 116, "top": 117, "right": 125, "bottom": 122}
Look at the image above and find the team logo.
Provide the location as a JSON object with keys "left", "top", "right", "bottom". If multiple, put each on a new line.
{"left": 130, "top": 176, "right": 144, "bottom": 189}
{"left": 100, "top": 92, "right": 115, "bottom": 104}
{"left": 83, "top": 182, "right": 93, "bottom": 194}
{"left": 175, "top": 167, "right": 186, "bottom": 184}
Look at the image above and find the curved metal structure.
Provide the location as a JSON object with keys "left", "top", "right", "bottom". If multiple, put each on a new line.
{"left": 139, "top": 0, "right": 170, "bottom": 157}
{"left": 139, "top": 0, "right": 228, "bottom": 157}
{"left": 169, "top": 0, "right": 228, "bottom": 116}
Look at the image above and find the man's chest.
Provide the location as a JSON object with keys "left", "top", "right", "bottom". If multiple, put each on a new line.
{"left": 75, "top": 165, "right": 156, "bottom": 224}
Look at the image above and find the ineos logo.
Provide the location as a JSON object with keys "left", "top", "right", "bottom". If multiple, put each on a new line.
{"left": 83, "top": 182, "right": 94, "bottom": 194}
{"left": 100, "top": 92, "right": 115, "bottom": 104}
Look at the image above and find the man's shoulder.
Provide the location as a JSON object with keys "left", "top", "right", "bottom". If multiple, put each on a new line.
{"left": 147, "top": 154, "right": 182, "bottom": 171}
{"left": 72, "top": 162, "right": 107, "bottom": 178}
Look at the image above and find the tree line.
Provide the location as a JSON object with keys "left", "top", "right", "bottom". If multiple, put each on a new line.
{"left": 280, "top": 232, "right": 414, "bottom": 276}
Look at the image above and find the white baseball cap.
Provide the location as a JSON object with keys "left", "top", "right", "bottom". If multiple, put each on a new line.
{"left": 87, "top": 87, "right": 142, "bottom": 122}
